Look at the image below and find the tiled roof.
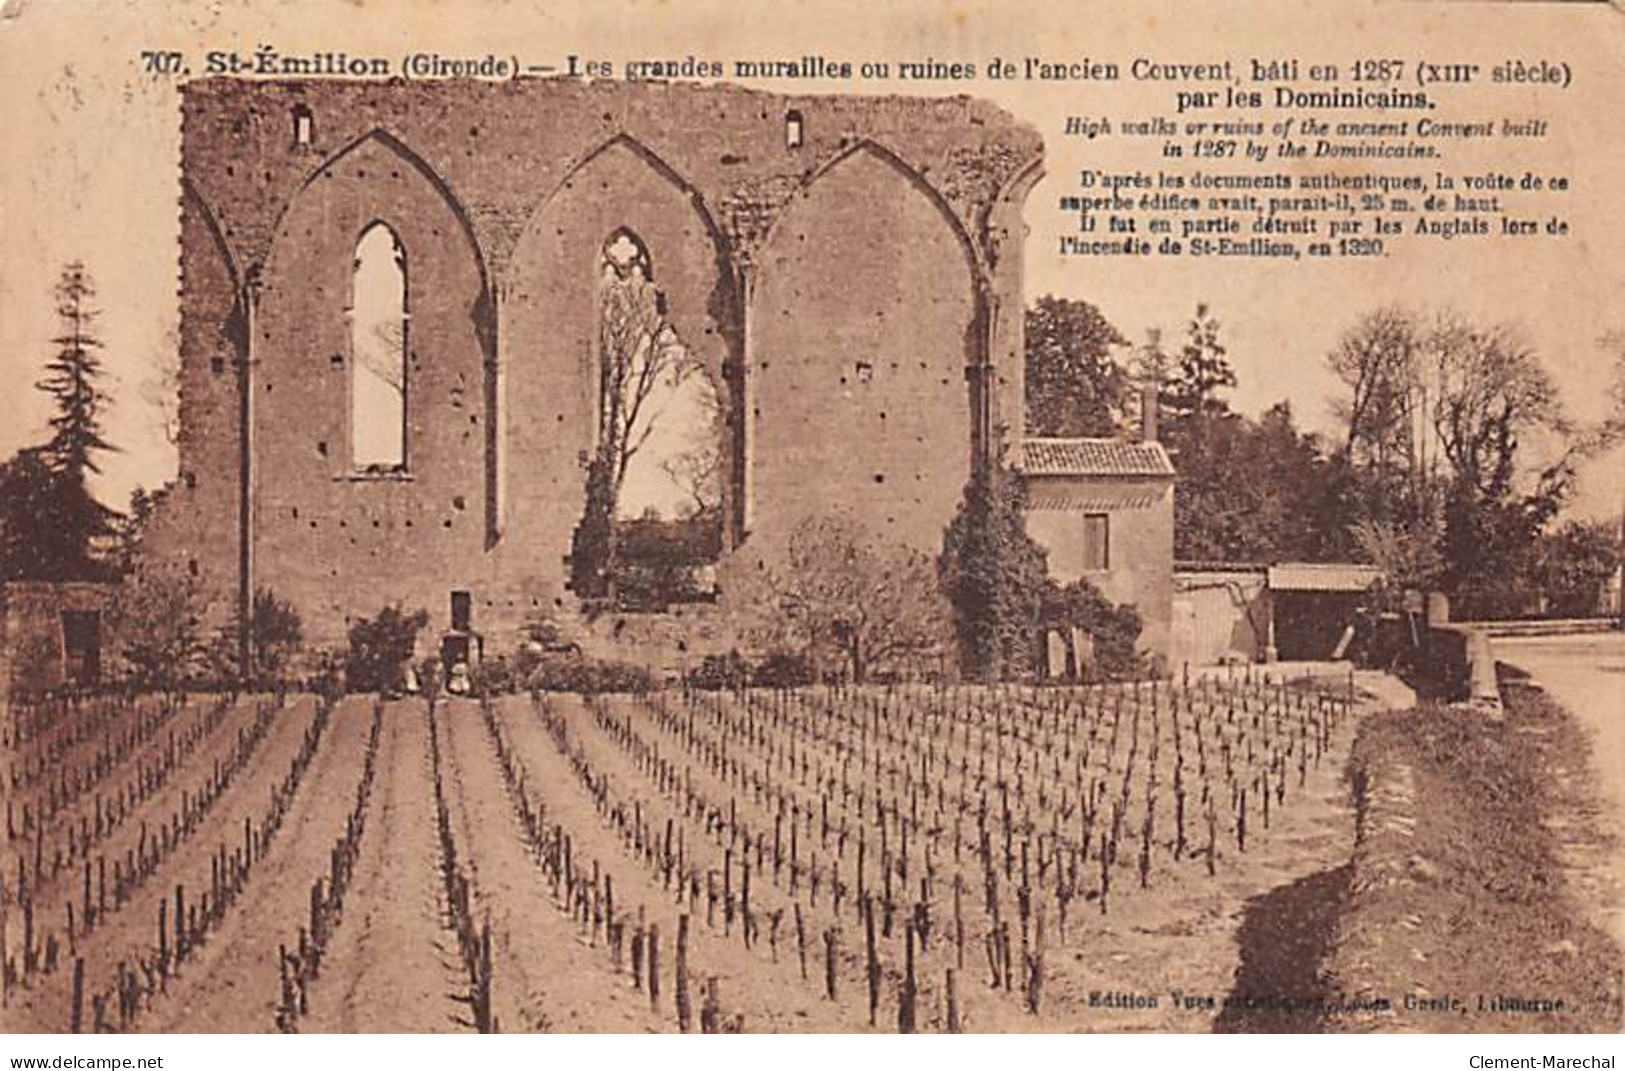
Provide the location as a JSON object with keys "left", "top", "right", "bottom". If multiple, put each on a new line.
{"left": 1027, "top": 493, "right": 1163, "bottom": 512}
{"left": 1018, "top": 438, "right": 1176, "bottom": 478}
{"left": 1267, "top": 563, "right": 1384, "bottom": 592}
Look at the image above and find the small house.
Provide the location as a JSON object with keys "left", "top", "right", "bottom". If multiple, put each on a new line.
{"left": 1018, "top": 431, "right": 1176, "bottom": 665}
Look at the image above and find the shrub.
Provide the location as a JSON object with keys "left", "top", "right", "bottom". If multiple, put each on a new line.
{"left": 306, "top": 648, "right": 347, "bottom": 700}
{"left": 735, "top": 512, "right": 950, "bottom": 683}
{"left": 248, "top": 587, "right": 303, "bottom": 686}
{"left": 108, "top": 567, "right": 208, "bottom": 690}
{"left": 345, "top": 604, "right": 428, "bottom": 694}
{"left": 688, "top": 650, "right": 748, "bottom": 691}
{"left": 470, "top": 654, "right": 518, "bottom": 696}
{"left": 752, "top": 650, "right": 816, "bottom": 689}
{"left": 527, "top": 652, "right": 656, "bottom": 694}
{"left": 1040, "top": 579, "right": 1145, "bottom": 680}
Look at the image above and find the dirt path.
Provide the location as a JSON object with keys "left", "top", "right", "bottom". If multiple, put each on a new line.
{"left": 300, "top": 702, "right": 464, "bottom": 1034}
{"left": 141, "top": 699, "right": 374, "bottom": 1032}
{"left": 437, "top": 698, "right": 669, "bottom": 1033}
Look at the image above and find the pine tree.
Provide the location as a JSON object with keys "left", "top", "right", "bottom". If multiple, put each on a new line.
{"left": 1166, "top": 303, "right": 1236, "bottom": 424}
{"left": 30, "top": 262, "right": 118, "bottom": 577}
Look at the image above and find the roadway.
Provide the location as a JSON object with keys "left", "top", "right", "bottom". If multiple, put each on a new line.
{"left": 1498, "top": 630, "right": 1625, "bottom": 946}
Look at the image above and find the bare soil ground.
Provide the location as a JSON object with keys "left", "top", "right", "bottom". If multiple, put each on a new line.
{"left": 300, "top": 702, "right": 463, "bottom": 1033}
{"left": 141, "top": 697, "right": 374, "bottom": 1031}
{"left": 4, "top": 696, "right": 260, "bottom": 983}
{"left": 534, "top": 688, "right": 1369, "bottom": 1033}
{"left": 4, "top": 677, "right": 1415, "bottom": 1034}
{"left": 437, "top": 697, "right": 672, "bottom": 1032}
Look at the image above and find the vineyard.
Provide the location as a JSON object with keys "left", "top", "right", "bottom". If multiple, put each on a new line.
{"left": 2, "top": 674, "right": 1363, "bottom": 1033}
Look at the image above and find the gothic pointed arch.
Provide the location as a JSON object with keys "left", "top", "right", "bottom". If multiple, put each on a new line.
{"left": 275, "top": 128, "right": 490, "bottom": 298}
{"left": 350, "top": 221, "right": 409, "bottom": 470}
{"left": 250, "top": 127, "right": 493, "bottom": 608}
{"left": 747, "top": 138, "right": 985, "bottom": 554}
{"left": 182, "top": 178, "right": 242, "bottom": 291}
{"left": 500, "top": 132, "right": 737, "bottom": 565}
{"left": 770, "top": 138, "right": 989, "bottom": 285}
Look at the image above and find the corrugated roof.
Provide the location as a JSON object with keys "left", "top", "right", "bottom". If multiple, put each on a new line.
{"left": 1018, "top": 438, "right": 1176, "bottom": 478}
{"left": 1267, "top": 563, "right": 1383, "bottom": 592}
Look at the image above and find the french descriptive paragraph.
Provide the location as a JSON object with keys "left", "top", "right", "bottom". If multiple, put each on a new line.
{"left": 1030, "top": 55, "right": 1574, "bottom": 262}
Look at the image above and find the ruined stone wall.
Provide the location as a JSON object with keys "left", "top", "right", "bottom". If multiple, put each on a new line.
{"left": 160, "top": 77, "right": 1042, "bottom": 653}
{"left": 746, "top": 143, "right": 978, "bottom": 559}
{"left": 0, "top": 582, "right": 114, "bottom": 700}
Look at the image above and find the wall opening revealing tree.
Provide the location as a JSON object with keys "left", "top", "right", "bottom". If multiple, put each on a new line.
{"left": 571, "top": 229, "right": 723, "bottom": 611}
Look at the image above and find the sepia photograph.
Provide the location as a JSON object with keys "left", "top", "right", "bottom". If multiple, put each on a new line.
{"left": 0, "top": 0, "right": 1621, "bottom": 1046}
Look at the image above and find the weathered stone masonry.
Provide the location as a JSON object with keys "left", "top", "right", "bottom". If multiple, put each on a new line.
{"left": 152, "top": 78, "right": 1044, "bottom": 651}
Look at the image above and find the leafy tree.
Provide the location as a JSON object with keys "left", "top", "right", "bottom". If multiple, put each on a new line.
{"left": 345, "top": 604, "right": 429, "bottom": 694}
{"left": 1039, "top": 579, "right": 1144, "bottom": 680}
{"left": 740, "top": 513, "right": 949, "bottom": 683}
{"left": 0, "top": 449, "right": 67, "bottom": 580}
{"left": 110, "top": 485, "right": 161, "bottom": 579}
{"left": 1024, "top": 295, "right": 1127, "bottom": 438}
{"left": 939, "top": 448, "right": 1050, "bottom": 680}
{"left": 1533, "top": 520, "right": 1619, "bottom": 618}
{"left": 108, "top": 568, "right": 207, "bottom": 689}
{"left": 1441, "top": 489, "right": 1549, "bottom": 619}
{"left": 1173, "top": 402, "right": 1353, "bottom": 563}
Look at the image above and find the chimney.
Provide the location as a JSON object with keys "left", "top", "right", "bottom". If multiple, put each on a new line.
{"left": 1140, "top": 382, "right": 1159, "bottom": 443}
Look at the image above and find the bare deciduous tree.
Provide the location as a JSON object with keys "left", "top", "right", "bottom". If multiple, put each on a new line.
{"left": 658, "top": 380, "right": 724, "bottom": 518}
{"left": 1427, "top": 315, "right": 1565, "bottom": 500}
{"left": 1328, "top": 305, "right": 1422, "bottom": 479}
{"left": 739, "top": 513, "right": 950, "bottom": 683}
{"left": 595, "top": 251, "right": 698, "bottom": 508}
{"left": 574, "top": 233, "right": 704, "bottom": 597}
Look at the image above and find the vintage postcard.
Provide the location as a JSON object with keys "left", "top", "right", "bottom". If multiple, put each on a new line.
{"left": 0, "top": 0, "right": 1621, "bottom": 1040}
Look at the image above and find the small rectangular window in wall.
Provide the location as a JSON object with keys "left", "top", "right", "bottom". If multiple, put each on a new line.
{"left": 1082, "top": 513, "right": 1110, "bottom": 572}
{"left": 450, "top": 590, "right": 472, "bottom": 633}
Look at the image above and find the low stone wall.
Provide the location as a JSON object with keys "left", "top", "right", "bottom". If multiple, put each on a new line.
{"left": 1375, "top": 614, "right": 1500, "bottom": 714}
{"left": 1429, "top": 623, "right": 1501, "bottom": 716}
